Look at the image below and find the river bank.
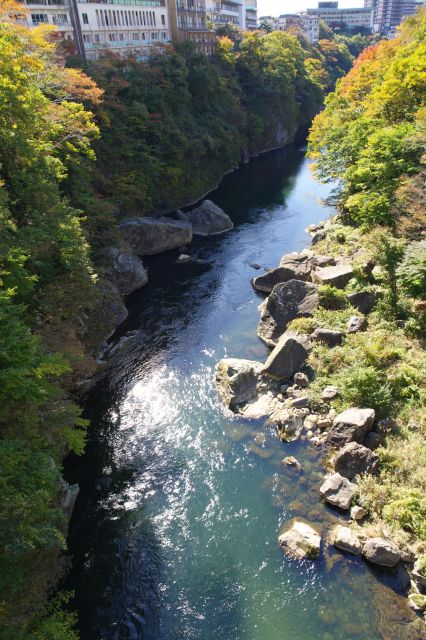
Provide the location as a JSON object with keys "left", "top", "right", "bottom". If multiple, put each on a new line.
{"left": 64, "top": 145, "right": 423, "bottom": 640}
{"left": 215, "top": 209, "right": 426, "bottom": 626}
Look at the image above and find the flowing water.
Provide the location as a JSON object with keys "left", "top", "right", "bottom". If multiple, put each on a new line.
{"left": 67, "top": 144, "right": 424, "bottom": 640}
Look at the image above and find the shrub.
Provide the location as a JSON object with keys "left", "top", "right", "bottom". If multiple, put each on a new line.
{"left": 339, "top": 365, "right": 392, "bottom": 417}
{"left": 382, "top": 489, "right": 426, "bottom": 539}
{"left": 397, "top": 239, "right": 426, "bottom": 300}
{"left": 287, "top": 317, "right": 317, "bottom": 334}
{"left": 417, "top": 555, "right": 426, "bottom": 576}
{"left": 318, "top": 284, "right": 348, "bottom": 310}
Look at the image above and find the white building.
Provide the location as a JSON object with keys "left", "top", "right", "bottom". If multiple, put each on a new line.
{"left": 207, "top": 0, "right": 245, "bottom": 28}
{"left": 260, "top": 12, "right": 319, "bottom": 42}
{"left": 258, "top": 14, "right": 277, "bottom": 28}
{"left": 23, "top": 0, "right": 74, "bottom": 40}
{"left": 306, "top": 1, "right": 372, "bottom": 30}
{"left": 372, "top": 0, "right": 417, "bottom": 34}
{"left": 244, "top": 0, "right": 257, "bottom": 29}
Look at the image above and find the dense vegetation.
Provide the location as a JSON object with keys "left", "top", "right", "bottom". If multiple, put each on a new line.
{"left": 0, "top": 4, "right": 365, "bottom": 637}
{"left": 308, "top": 10, "right": 426, "bottom": 547}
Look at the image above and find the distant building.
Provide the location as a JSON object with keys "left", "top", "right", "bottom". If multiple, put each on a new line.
{"left": 244, "top": 0, "right": 257, "bottom": 30}
{"left": 371, "top": 0, "right": 417, "bottom": 34}
{"left": 276, "top": 13, "right": 320, "bottom": 42}
{"left": 258, "top": 14, "right": 278, "bottom": 29}
{"left": 23, "top": 0, "right": 74, "bottom": 41}
{"left": 306, "top": 1, "right": 372, "bottom": 30}
{"left": 168, "top": 0, "right": 215, "bottom": 54}
{"left": 207, "top": 0, "right": 245, "bottom": 28}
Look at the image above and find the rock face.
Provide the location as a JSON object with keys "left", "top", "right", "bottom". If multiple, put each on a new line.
{"left": 413, "top": 559, "right": 426, "bottom": 588}
{"left": 261, "top": 332, "right": 310, "bottom": 380}
{"left": 334, "top": 442, "right": 379, "bottom": 479}
{"left": 177, "top": 200, "right": 233, "bottom": 236}
{"left": 278, "top": 520, "right": 321, "bottom": 560}
{"left": 319, "top": 473, "right": 356, "bottom": 510}
{"left": 257, "top": 280, "right": 319, "bottom": 346}
{"left": 351, "top": 505, "right": 367, "bottom": 521}
{"left": 311, "top": 328, "right": 344, "bottom": 347}
{"left": 240, "top": 393, "right": 277, "bottom": 419}
{"left": 252, "top": 266, "right": 306, "bottom": 293}
{"left": 312, "top": 263, "right": 354, "bottom": 289}
{"left": 331, "top": 525, "right": 362, "bottom": 555}
{"left": 270, "top": 409, "right": 304, "bottom": 442}
{"left": 119, "top": 216, "right": 193, "bottom": 255}
{"left": 327, "top": 408, "right": 375, "bottom": 446}
{"left": 347, "top": 315, "right": 368, "bottom": 333}
{"left": 364, "top": 432, "right": 385, "bottom": 450}
{"left": 216, "top": 358, "right": 262, "bottom": 411}
{"left": 60, "top": 479, "right": 80, "bottom": 520}
{"left": 362, "top": 538, "right": 400, "bottom": 567}
{"left": 348, "top": 291, "right": 377, "bottom": 314}
{"left": 322, "top": 386, "right": 339, "bottom": 400}
{"left": 106, "top": 249, "right": 148, "bottom": 296}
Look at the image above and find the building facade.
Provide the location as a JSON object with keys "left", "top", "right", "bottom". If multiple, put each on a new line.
{"left": 168, "top": 0, "right": 215, "bottom": 54}
{"left": 244, "top": 0, "right": 257, "bottom": 29}
{"left": 207, "top": 0, "right": 245, "bottom": 28}
{"left": 371, "top": 0, "right": 417, "bottom": 34}
{"left": 306, "top": 1, "right": 372, "bottom": 30}
{"left": 23, "top": 0, "right": 74, "bottom": 40}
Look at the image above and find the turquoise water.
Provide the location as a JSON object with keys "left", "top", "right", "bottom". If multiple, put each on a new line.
{"left": 67, "top": 145, "right": 423, "bottom": 640}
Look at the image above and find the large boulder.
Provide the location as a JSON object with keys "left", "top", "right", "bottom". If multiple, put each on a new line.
{"left": 319, "top": 472, "right": 356, "bottom": 510}
{"left": 312, "top": 263, "right": 354, "bottom": 289}
{"left": 177, "top": 200, "right": 233, "bottom": 236}
{"left": 60, "top": 479, "right": 80, "bottom": 520}
{"left": 253, "top": 252, "right": 335, "bottom": 293}
{"left": 347, "top": 315, "right": 368, "bottom": 333}
{"left": 362, "top": 538, "right": 400, "bottom": 567}
{"left": 261, "top": 332, "right": 310, "bottom": 380}
{"left": 334, "top": 442, "right": 379, "bottom": 479}
{"left": 216, "top": 358, "right": 262, "bottom": 411}
{"left": 310, "top": 328, "right": 344, "bottom": 347}
{"left": 240, "top": 393, "right": 277, "bottom": 419}
{"left": 348, "top": 291, "right": 377, "bottom": 314}
{"left": 331, "top": 525, "right": 362, "bottom": 555}
{"left": 278, "top": 520, "right": 321, "bottom": 560}
{"left": 119, "top": 216, "right": 192, "bottom": 255}
{"left": 327, "top": 408, "right": 375, "bottom": 447}
{"left": 269, "top": 408, "right": 304, "bottom": 442}
{"left": 106, "top": 248, "right": 148, "bottom": 296}
{"left": 257, "top": 280, "right": 319, "bottom": 346}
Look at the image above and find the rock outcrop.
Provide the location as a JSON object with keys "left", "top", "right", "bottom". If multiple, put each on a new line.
{"left": 333, "top": 442, "right": 379, "bottom": 479}
{"left": 331, "top": 525, "right": 362, "bottom": 555}
{"left": 216, "top": 358, "right": 262, "bottom": 411}
{"left": 177, "top": 200, "right": 233, "bottom": 236}
{"left": 319, "top": 473, "right": 356, "bottom": 510}
{"left": 347, "top": 315, "right": 368, "bottom": 333}
{"left": 362, "top": 538, "right": 400, "bottom": 567}
{"left": 312, "top": 263, "right": 354, "bottom": 289}
{"left": 257, "top": 280, "right": 319, "bottom": 346}
{"left": 310, "top": 328, "right": 344, "bottom": 347}
{"left": 278, "top": 520, "right": 321, "bottom": 560}
{"left": 60, "top": 479, "right": 80, "bottom": 520}
{"left": 119, "top": 216, "right": 193, "bottom": 255}
{"left": 106, "top": 248, "right": 148, "bottom": 296}
{"left": 326, "top": 408, "right": 375, "bottom": 446}
{"left": 261, "top": 332, "right": 310, "bottom": 380}
{"left": 348, "top": 291, "right": 377, "bottom": 314}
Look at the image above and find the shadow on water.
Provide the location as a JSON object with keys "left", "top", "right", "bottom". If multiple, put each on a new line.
{"left": 64, "top": 143, "right": 424, "bottom": 640}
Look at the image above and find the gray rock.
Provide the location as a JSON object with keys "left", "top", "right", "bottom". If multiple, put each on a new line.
{"left": 119, "top": 216, "right": 192, "bottom": 255}
{"left": 347, "top": 315, "right": 368, "bottom": 333}
{"left": 322, "top": 386, "right": 339, "bottom": 400}
{"left": 331, "top": 525, "right": 362, "bottom": 555}
{"left": 88, "top": 280, "right": 128, "bottom": 349}
{"left": 60, "top": 479, "right": 80, "bottom": 520}
{"left": 252, "top": 252, "right": 321, "bottom": 293}
{"left": 177, "top": 200, "right": 233, "bottom": 236}
{"left": 291, "top": 396, "right": 310, "bottom": 409}
{"left": 270, "top": 409, "right": 303, "bottom": 442}
{"left": 334, "top": 442, "right": 379, "bottom": 479}
{"left": 261, "top": 332, "right": 310, "bottom": 380}
{"left": 241, "top": 393, "right": 277, "bottom": 419}
{"left": 351, "top": 505, "right": 367, "bottom": 521}
{"left": 257, "top": 280, "right": 319, "bottom": 346}
{"left": 278, "top": 520, "right": 321, "bottom": 560}
{"left": 348, "top": 291, "right": 377, "bottom": 314}
{"left": 176, "top": 253, "right": 192, "bottom": 264}
{"left": 362, "top": 537, "right": 400, "bottom": 567}
{"left": 310, "top": 328, "right": 344, "bottom": 347}
{"left": 312, "top": 263, "right": 354, "bottom": 289}
{"left": 364, "top": 432, "right": 386, "bottom": 450}
{"left": 413, "top": 559, "right": 426, "bottom": 589}
{"left": 319, "top": 473, "right": 356, "bottom": 510}
{"left": 282, "top": 456, "right": 302, "bottom": 472}
{"left": 216, "top": 358, "right": 262, "bottom": 411}
{"left": 327, "top": 408, "right": 375, "bottom": 446}
{"left": 408, "top": 593, "right": 426, "bottom": 612}
{"left": 250, "top": 262, "right": 262, "bottom": 270}
{"left": 314, "top": 254, "right": 335, "bottom": 267}
{"left": 105, "top": 249, "right": 148, "bottom": 296}
{"left": 311, "top": 230, "right": 326, "bottom": 245}
{"left": 294, "top": 372, "right": 309, "bottom": 388}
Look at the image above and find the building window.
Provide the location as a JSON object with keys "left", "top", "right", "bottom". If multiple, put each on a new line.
{"left": 31, "top": 13, "right": 48, "bottom": 24}
{"left": 161, "top": 14, "right": 165, "bottom": 25}
{"left": 82, "top": 12, "right": 89, "bottom": 24}
{"left": 119, "top": 33, "right": 124, "bottom": 40}
{"left": 132, "top": 31, "right": 139, "bottom": 40}
{"left": 94, "top": 34, "right": 100, "bottom": 42}
{"left": 82, "top": 34, "right": 91, "bottom": 42}
{"left": 162, "top": 31, "right": 167, "bottom": 38}
{"left": 109, "top": 32, "right": 117, "bottom": 41}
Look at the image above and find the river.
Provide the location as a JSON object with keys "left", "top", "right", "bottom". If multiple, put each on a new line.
{"left": 66, "top": 144, "right": 423, "bottom": 640}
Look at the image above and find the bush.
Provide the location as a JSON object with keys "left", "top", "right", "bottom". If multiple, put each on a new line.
{"left": 339, "top": 365, "right": 392, "bottom": 417}
{"left": 287, "top": 317, "right": 317, "bottom": 334}
{"left": 318, "top": 284, "right": 348, "bottom": 310}
{"left": 398, "top": 239, "right": 426, "bottom": 300}
{"left": 417, "top": 555, "right": 426, "bottom": 576}
{"left": 382, "top": 489, "right": 426, "bottom": 539}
